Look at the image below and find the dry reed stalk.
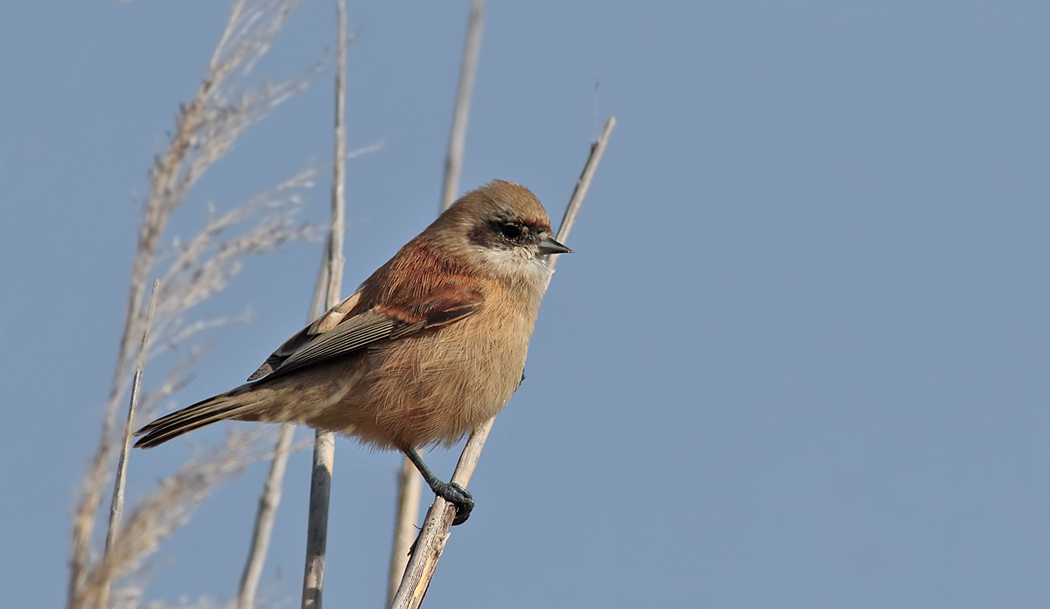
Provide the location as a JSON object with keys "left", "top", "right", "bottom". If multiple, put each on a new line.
{"left": 85, "top": 163, "right": 315, "bottom": 609}
{"left": 238, "top": 199, "right": 339, "bottom": 609}
{"left": 390, "top": 117, "right": 617, "bottom": 609}
{"left": 546, "top": 118, "right": 616, "bottom": 274}
{"left": 241, "top": 20, "right": 382, "bottom": 608}
{"left": 100, "top": 281, "right": 160, "bottom": 609}
{"left": 302, "top": 4, "right": 349, "bottom": 608}
{"left": 386, "top": 456, "right": 424, "bottom": 604}
{"left": 106, "top": 281, "right": 160, "bottom": 554}
{"left": 78, "top": 431, "right": 266, "bottom": 609}
{"left": 386, "top": 4, "right": 486, "bottom": 601}
{"left": 439, "top": 0, "right": 485, "bottom": 212}
{"left": 68, "top": 1, "right": 314, "bottom": 607}
{"left": 236, "top": 423, "right": 295, "bottom": 609}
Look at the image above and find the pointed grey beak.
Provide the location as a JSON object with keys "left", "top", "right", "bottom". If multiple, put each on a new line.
{"left": 538, "top": 237, "right": 573, "bottom": 255}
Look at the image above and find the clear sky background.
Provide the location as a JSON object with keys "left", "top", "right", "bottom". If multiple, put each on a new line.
{"left": 2, "top": 1, "right": 1049, "bottom": 608}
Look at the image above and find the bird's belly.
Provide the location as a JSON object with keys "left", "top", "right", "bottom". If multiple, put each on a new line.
{"left": 309, "top": 317, "right": 530, "bottom": 449}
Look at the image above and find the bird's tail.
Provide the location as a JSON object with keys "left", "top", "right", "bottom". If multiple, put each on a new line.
{"left": 134, "top": 388, "right": 258, "bottom": 448}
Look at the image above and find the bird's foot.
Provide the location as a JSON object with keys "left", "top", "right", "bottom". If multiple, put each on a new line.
{"left": 430, "top": 480, "right": 474, "bottom": 525}
{"left": 403, "top": 447, "right": 475, "bottom": 525}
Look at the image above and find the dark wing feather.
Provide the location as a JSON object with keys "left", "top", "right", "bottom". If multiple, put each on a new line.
{"left": 248, "top": 293, "right": 479, "bottom": 382}
{"left": 275, "top": 310, "right": 400, "bottom": 373}
{"left": 248, "top": 292, "right": 363, "bottom": 380}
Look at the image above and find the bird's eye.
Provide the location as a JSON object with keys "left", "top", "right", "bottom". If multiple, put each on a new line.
{"left": 500, "top": 223, "right": 523, "bottom": 240}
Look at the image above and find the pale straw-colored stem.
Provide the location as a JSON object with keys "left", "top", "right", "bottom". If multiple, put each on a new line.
{"left": 387, "top": 3, "right": 486, "bottom": 600}
{"left": 245, "top": 203, "right": 334, "bottom": 609}
{"left": 301, "top": 431, "right": 335, "bottom": 609}
{"left": 390, "top": 419, "right": 493, "bottom": 609}
{"left": 547, "top": 116, "right": 616, "bottom": 274}
{"left": 302, "top": 3, "right": 348, "bottom": 608}
{"left": 439, "top": 0, "right": 484, "bottom": 212}
{"left": 106, "top": 280, "right": 159, "bottom": 551}
{"left": 326, "top": 0, "right": 348, "bottom": 305}
{"left": 386, "top": 454, "right": 424, "bottom": 604}
{"left": 241, "top": 167, "right": 338, "bottom": 609}
{"left": 237, "top": 423, "right": 294, "bottom": 609}
{"left": 99, "top": 280, "right": 159, "bottom": 609}
{"left": 390, "top": 117, "right": 617, "bottom": 609}
{"left": 69, "top": 2, "right": 307, "bottom": 604}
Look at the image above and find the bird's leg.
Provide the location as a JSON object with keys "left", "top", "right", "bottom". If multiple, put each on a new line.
{"left": 403, "top": 447, "right": 474, "bottom": 525}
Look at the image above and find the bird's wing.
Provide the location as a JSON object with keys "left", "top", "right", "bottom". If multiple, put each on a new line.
{"left": 247, "top": 291, "right": 362, "bottom": 380}
{"left": 247, "top": 287, "right": 481, "bottom": 381}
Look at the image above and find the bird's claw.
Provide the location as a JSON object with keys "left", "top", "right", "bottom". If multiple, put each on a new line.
{"left": 433, "top": 480, "right": 474, "bottom": 525}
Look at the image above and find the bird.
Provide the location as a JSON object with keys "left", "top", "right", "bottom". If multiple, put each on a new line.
{"left": 134, "top": 180, "right": 572, "bottom": 524}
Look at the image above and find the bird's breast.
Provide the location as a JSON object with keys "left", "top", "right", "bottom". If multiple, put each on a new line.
{"left": 355, "top": 291, "right": 537, "bottom": 449}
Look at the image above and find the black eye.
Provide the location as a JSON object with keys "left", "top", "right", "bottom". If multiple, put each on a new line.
{"left": 500, "top": 223, "right": 523, "bottom": 240}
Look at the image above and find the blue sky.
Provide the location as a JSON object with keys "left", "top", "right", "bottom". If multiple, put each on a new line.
{"left": 3, "top": 1, "right": 1050, "bottom": 608}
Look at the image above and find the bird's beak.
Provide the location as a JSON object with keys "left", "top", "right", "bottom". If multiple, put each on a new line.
{"left": 538, "top": 237, "right": 573, "bottom": 255}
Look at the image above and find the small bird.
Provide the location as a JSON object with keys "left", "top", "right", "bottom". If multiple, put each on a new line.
{"left": 135, "top": 180, "right": 571, "bottom": 524}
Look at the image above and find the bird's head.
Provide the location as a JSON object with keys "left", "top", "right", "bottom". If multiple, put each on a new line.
{"left": 429, "top": 180, "right": 572, "bottom": 284}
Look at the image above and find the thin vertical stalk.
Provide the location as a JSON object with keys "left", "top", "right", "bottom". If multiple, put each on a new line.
{"left": 105, "top": 280, "right": 160, "bottom": 552}
{"left": 390, "top": 117, "right": 616, "bottom": 609}
{"left": 237, "top": 424, "right": 294, "bottom": 609}
{"left": 386, "top": 456, "right": 423, "bottom": 603}
{"left": 389, "top": 419, "right": 493, "bottom": 609}
{"left": 326, "top": 0, "right": 348, "bottom": 302}
{"left": 69, "top": 1, "right": 308, "bottom": 604}
{"left": 388, "top": 2, "right": 486, "bottom": 601}
{"left": 301, "top": 432, "right": 335, "bottom": 609}
{"left": 99, "top": 280, "right": 159, "bottom": 609}
{"left": 439, "top": 0, "right": 484, "bottom": 212}
{"left": 240, "top": 179, "right": 338, "bottom": 609}
{"left": 302, "top": 3, "right": 348, "bottom": 608}
{"left": 546, "top": 117, "right": 616, "bottom": 275}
